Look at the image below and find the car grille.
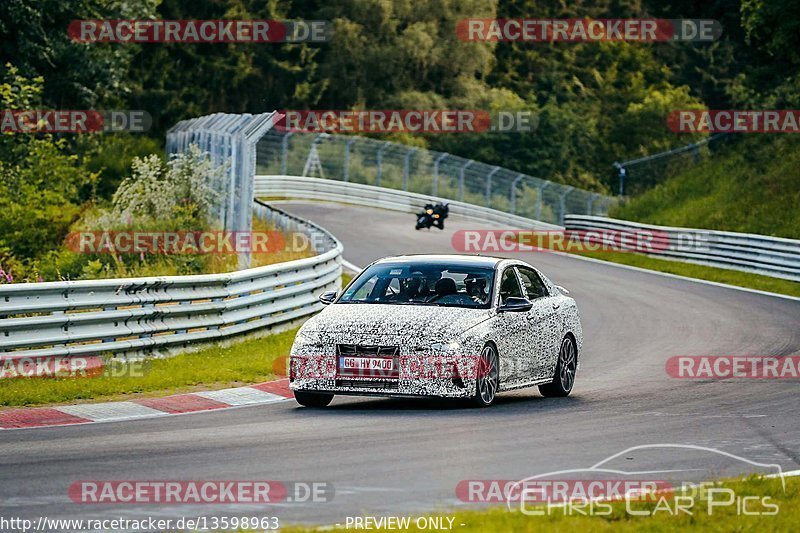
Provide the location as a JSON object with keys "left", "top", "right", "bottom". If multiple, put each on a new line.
{"left": 335, "top": 379, "right": 399, "bottom": 390}
{"left": 336, "top": 344, "right": 400, "bottom": 381}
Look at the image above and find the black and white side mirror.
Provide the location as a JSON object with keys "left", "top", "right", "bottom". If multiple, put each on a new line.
{"left": 319, "top": 291, "right": 338, "bottom": 305}
{"left": 498, "top": 296, "right": 533, "bottom": 313}
{"left": 555, "top": 285, "right": 570, "bottom": 295}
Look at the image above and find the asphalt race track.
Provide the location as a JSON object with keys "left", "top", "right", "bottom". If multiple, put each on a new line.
{"left": 1, "top": 201, "right": 799, "bottom": 526}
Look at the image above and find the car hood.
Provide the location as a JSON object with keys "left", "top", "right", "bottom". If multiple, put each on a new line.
{"left": 304, "top": 303, "right": 491, "bottom": 344}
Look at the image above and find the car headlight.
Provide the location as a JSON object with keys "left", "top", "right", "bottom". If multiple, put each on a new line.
{"left": 293, "top": 329, "right": 321, "bottom": 346}
{"left": 430, "top": 341, "right": 461, "bottom": 353}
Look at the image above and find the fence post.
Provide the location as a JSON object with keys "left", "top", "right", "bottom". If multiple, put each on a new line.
{"left": 535, "top": 182, "right": 549, "bottom": 221}
{"left": 509, "top": 173, "right": 525, "bottom": 214}
{"left": 485, "top": 166, "right": 500, "bottom": 207}
{"left": 559, "top": 187, "right": 574, "bottom": 225}
{"left": 402, "top": 148, "right": 416, "bottom": 191}
{"left": 612, "top": 162, "right": 626, "bottom": 196}
{"left": 587, "top": 193, "right": 599, "bottom": 215}
{"left": 433, "top": 152, "right": 447, "bottom": 196}
{"left": 343, "top": 138, "right": 355, "bottom": 182}
{"left": 376, "top": 141, "right": 390, "bottom": 186}
{"left": 459, "top": 160, "right": 473, "bottom": 202}
{"left": 281, "top": 132, "right": 293, "bottom": 175}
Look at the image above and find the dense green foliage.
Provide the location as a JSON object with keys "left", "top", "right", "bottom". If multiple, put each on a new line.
{"left": 0, "top": 0, "right": 798, "bottom": 277}
{"left": 3, "top": 0, "right": 798, "bottom": 185}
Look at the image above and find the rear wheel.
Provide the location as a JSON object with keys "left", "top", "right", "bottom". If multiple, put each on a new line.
{"left": 294, "top": 391, "right": 334, "bottom": 407}
{"left": 472, "top": 344, "right": 499, "bottom": 407}
{"left": 539, "top": 336, "right": 577, "bottom": 397}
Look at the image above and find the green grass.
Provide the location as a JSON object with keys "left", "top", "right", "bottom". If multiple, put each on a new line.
{"left": 574, "top": 249, "right": 800, "bottom": 297}
{"left": 0, "top": 327, "right": 298, "bottom": 408}
{"left": 613, "top": 135, "right": 800, "bottom": 239}
{"left": 283, "top": 476, "right": 798, "bottom": 532}
{"left": 342, "top": 270, "right": 354, "bottom": 287}
{"left": 584, "top": 135, "right": 800, "bottom": 297}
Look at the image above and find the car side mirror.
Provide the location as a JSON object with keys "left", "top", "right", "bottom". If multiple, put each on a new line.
{"left": 498, "top": 296, "right": 533, "bottom": 312}
{"left": 319, "top": 291, "right": 337, "bottom": 305}
{"left": 555, "top": 285, "right": 570, "bottom": 295}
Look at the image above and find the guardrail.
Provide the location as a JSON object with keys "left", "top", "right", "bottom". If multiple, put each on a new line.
{"left": 255, "top": 175, "right": 563, "bottom": 230}
{"left": 0, "top": 201, "right": 342, "bottom": 362}
{"left": 565, "top": 215, "right": 800, "bottom": 282}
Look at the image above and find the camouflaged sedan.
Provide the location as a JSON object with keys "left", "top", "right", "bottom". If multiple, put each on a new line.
{"left": 289, "top": 254, "right": 582, "bottom": 407}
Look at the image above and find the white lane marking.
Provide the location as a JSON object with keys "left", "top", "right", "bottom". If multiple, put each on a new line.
{"left": 765, "top": 469, "right": 800, "bottom": 478}
{"left": 196, "top": 387, "right": 287, "bottom": 406}
{"left": 633, "top": 412, "right": 767, "bottom": 418}
{"left": 56, "top": 402, "right": 167, "bottom": 422}
{"left": 341, "top": 258, "right": 362, "bottom": 273}
{"left": 551, "top": 251, "right": 800, "bottom": 302}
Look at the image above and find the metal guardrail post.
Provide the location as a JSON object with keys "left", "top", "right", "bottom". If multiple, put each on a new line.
{"left": 613, "top": 163, "right": 626, "bottom": 196}
{"left": 459, "top": 160, "right": 474, "bottom": 202}
{"left": 432, "top": 153, "right": 447, "bottom": 196}
{"left": 343, "top": 138, "right": 355, "bottom": 182}
{"left": 559, "top": 187, "right": 574, "bottom": 225}
{"left": 281, "top": 132, "right": 293, "bottom": 175}
{"left": 402, "top": 148, "right": 416, "bottom": 191}
{"left": 509, "top": 173, "right": 525, "bottom": 214}
{"left": 535, "top": 181, "right": 549, "bottom": 221}
{"left": 587, "top": 193, "right": 599, "bottom": 215}
{"left": 376, "top": 142, "right": 390, "bottom": 186}
{"left": 485, "top": 166, "right": 500, "bottom": 207}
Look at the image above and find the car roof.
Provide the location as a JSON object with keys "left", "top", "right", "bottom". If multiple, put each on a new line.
{"left": 373, "top": 254, "right": 506, "bottom": 269}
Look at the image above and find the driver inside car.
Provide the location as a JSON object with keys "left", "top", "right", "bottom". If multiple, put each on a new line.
{"left": 465, "top": 275, "right": 489, "bottom": 305}
{"left": 397, "top": 271, "right": 428, "bottom": 301}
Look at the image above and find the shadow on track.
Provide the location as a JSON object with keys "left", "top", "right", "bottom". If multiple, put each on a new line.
{"left": 288, "top": 392, "right": 590, "bottom": 418}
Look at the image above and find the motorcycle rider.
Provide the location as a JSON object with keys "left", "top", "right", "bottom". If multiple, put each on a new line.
{"left": 432, "top": 203, "right": 448, "bottom": 230}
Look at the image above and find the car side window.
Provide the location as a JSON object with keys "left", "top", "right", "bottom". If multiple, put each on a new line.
{"left": 516, "top": 266, "right": 549, "bottom": 300}
{"left": 498, "top": 267, "right": 523, "bottom": 304}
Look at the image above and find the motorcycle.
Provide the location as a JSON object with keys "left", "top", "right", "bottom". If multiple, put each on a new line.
{"left": 415, "top": 202, "right": 449, "bottom": 230}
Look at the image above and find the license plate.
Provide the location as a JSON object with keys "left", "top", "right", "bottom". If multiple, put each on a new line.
{"left": 339, "top": 357, "right": 394, "bottom": 372}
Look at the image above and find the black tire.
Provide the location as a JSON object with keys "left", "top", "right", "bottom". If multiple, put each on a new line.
{"left": 539, "top": 336, "right": 577, "bottom": 397}
{"left": 294, "top": 391, "right": 334, "bottom": 407}
{"left": 472, "top": 343, "right": 499, "bottom": 407}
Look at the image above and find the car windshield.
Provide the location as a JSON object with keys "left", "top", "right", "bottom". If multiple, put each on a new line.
{"left": 338, "top": 262, "right": 495, "bottom": 308}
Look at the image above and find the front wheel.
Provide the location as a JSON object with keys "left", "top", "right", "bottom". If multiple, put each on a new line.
{"left": 294, "top": 391, "right": 334, "bottom": 407}
{"left": 472, "top": 344, "right": 499, "bottom": 407}
{"left": 539, "top": 336, "right": 577, "bottom": 397}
